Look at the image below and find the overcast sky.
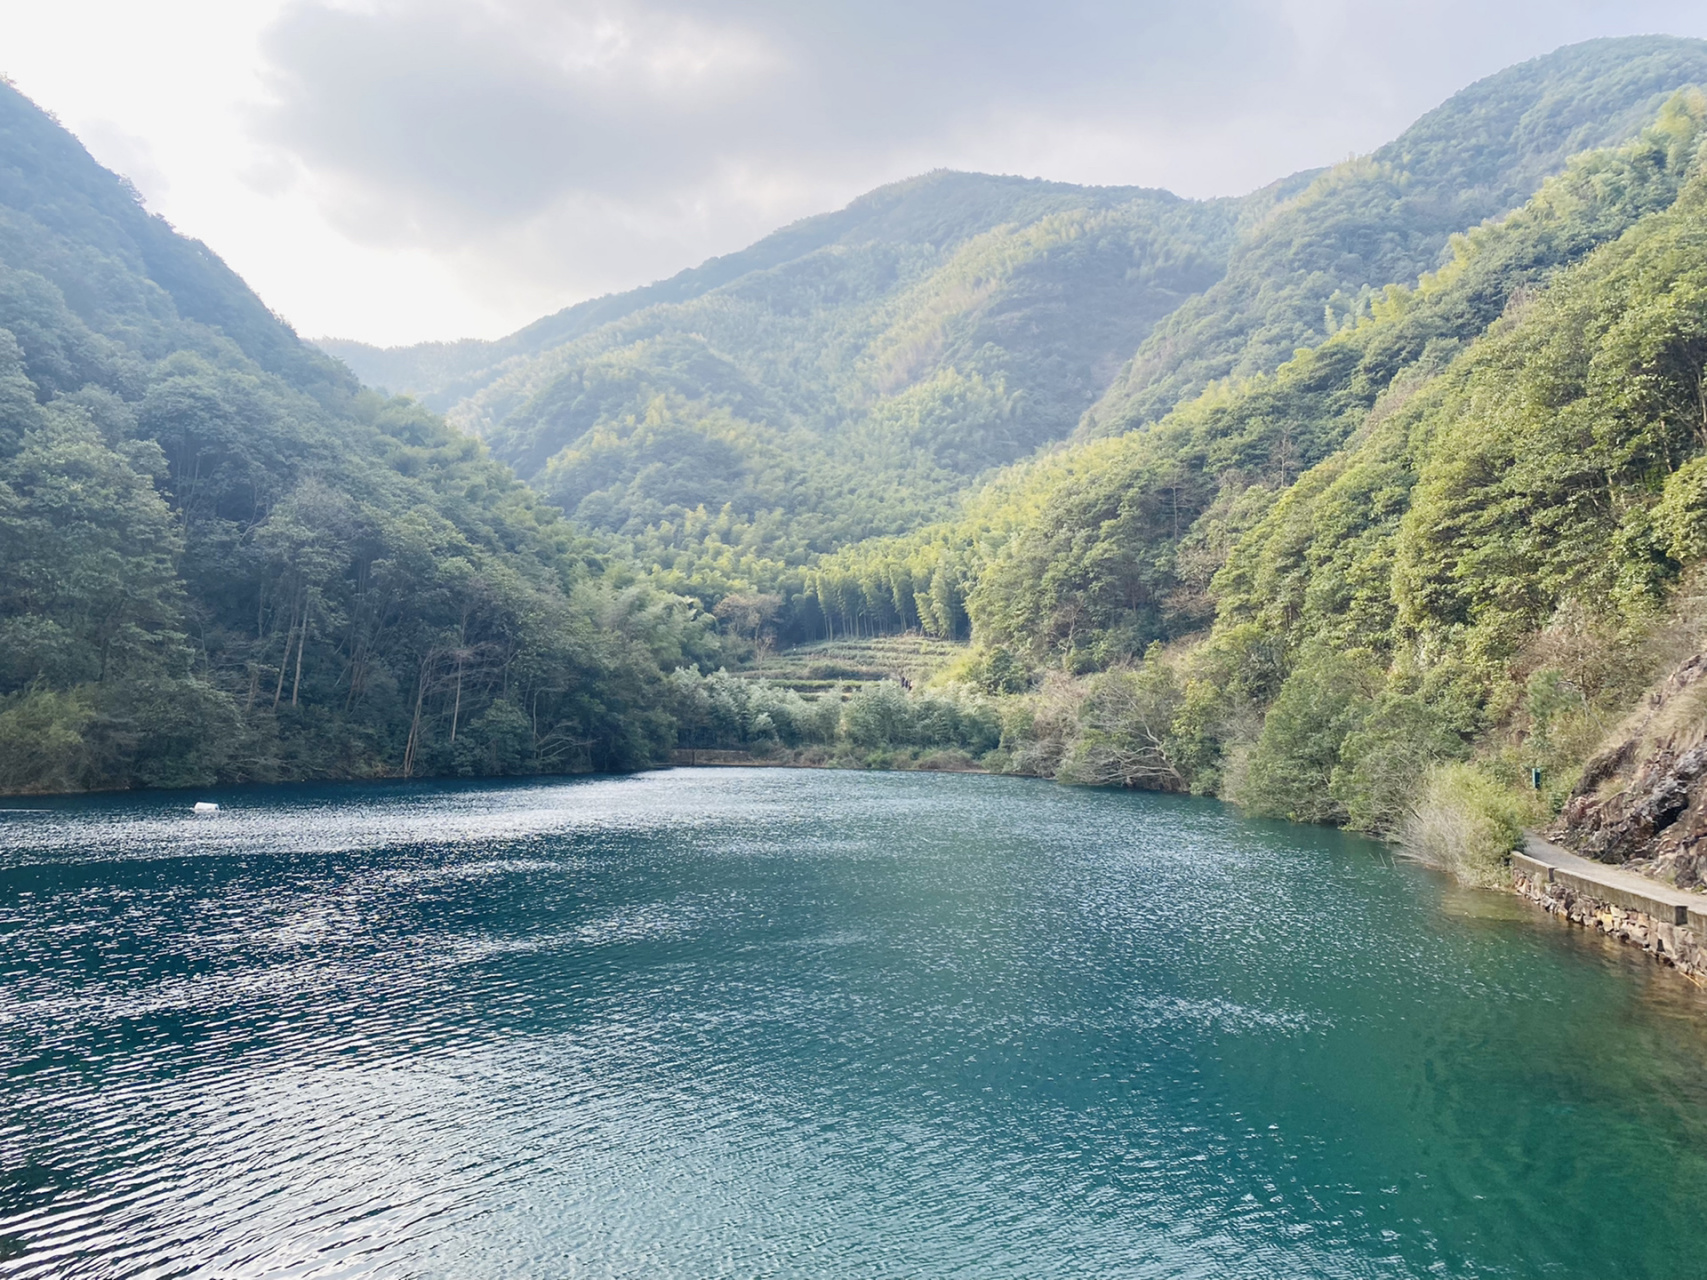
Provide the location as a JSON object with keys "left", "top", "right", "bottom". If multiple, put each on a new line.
{"left": 3, "top": 1, "right": 1706, "bottom": 347}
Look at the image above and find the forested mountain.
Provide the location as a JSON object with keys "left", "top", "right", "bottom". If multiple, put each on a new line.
{"left": 798, "top": 87, "right": 1707, "bottom": 877}
{"left": 13, "top": 33, "right": 1707, "bottom": 823}
{"left": 1080, "top": 36, "right": 1707, "bottom": 435}
{"left": 323, "top": 172, "right": 1261, "bottom": 417}
{"left": 338, "top": 174, "right": 1263, "bottom": 586}
{"left": 807, "top": 96, "right": 1704, "bottom": 646}
{"left": 0, "top": 81, "right": 719, "bottom": 792}
{"left": 1199, "top": 98, "right": 1707, "bottom": 831}
{"left": 326, "top": 37, "right": 1707, "bottom": 618}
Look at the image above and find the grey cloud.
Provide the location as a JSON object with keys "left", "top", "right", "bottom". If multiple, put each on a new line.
{"left": 258, "top": 0, "right": 1707, "bottom": 324}
{"left": 261, "top": 2, "right": 755, "bottom": 224}
{"left": 258, "top": 0, "right": 1291, "bottom": 237}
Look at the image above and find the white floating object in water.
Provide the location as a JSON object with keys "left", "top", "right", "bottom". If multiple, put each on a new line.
{"left": 193, "top": 802, "right": 220, "bottom": 815}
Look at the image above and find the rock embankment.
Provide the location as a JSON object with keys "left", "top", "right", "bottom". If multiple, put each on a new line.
{"left": 1513, "top": 837, "right": 1707, "bottom": 981}
{"left": 1523, "top": 647, "right": 1707, "bottom": 981}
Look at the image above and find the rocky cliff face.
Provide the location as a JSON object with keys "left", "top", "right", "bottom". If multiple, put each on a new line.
{"left": 1551, "top": 653, "right": 1707, "bottom": 886}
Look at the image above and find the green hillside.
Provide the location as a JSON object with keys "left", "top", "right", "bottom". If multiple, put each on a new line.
{"left": 325, "top": 171, "right": 1261, "bottom": 416}
{"left": 330, "top": 173, "right": 1275, "bottom": 603}
{"left": 0, "top": 81, "right": 719, "bottom": 792}
{"left": 1081, "top": 36, "right": 1707, "bottom": 435}
{"left": 16, "top": 34, "right": 1707, "bottom": 817}
{"left": 808, "top": 87, "right": 1707, "bottom": 867}
{"left": 767, "top": 84, "right": 1707, "bottom": 651}
{"left": 459, "top": 175, "right": 1250, "bottom": 578}
{"left": 324, "top": 37, "right": 1707, "bottom": 628}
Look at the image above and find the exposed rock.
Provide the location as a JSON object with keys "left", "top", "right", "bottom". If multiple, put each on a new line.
{"left": 1550, "top": 653, "right": 1707, "bottom": 886}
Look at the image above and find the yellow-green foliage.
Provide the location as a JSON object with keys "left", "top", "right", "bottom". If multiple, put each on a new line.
{"left": 402, "top": 47, "right": 1707, "bottom": 641}
{"left": 1652, "top": 454, "right": 1707, "bottom": 562}
{"left": 1398, "top": 764, "right": 1530, "bottom": 887}
{"left": 891, "top": 99, "right": 1707, "bottom": 862}
{"left": 1180, "top": 104, "right": 1707, "bottom": 834}
{"left": 787, "top": 94, "right": 1707, "bottom": 851}
{"left": 0, "top": 686, "right": 94, "bottom": 793}
{"left": 820, "top": 99, "right": 1707, "bottom": 671}
{"left": 463, "top": 178, "right": 1237, "bottom": 605}
{"left": 1217, "top": 142, "right": 1707, "bottom": 675}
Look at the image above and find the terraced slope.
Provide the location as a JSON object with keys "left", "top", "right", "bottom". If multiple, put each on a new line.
{"left": 737, "top": 635, "right": 968, "bottom": 696}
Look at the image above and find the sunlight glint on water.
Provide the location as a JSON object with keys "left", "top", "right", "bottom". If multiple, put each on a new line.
{"left": 4, "top": 768, "right": 1707, "bottom": 1278}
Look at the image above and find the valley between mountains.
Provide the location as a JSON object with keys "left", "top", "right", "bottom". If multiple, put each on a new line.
{"left": 8, "top": 35, "right": 1707, "bottom": 896}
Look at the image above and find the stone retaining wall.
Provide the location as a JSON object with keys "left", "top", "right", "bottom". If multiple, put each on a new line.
{"left": 1512, "top": 849, "right": 1707, "bottom": 983}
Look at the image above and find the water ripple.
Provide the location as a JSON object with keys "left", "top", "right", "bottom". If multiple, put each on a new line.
{"left": 3, "top": 770, "right": 1707, "bottom": 1277}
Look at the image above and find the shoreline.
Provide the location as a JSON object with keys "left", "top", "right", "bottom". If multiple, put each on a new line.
{"left": 665, "top": 748, "right": 990, "bottom": 774}
{"left": 20, "top": 754, "right": 1707, "bottom": 992}
{"left": 1511, "top": 834, "right": 1707, "bottom": 985}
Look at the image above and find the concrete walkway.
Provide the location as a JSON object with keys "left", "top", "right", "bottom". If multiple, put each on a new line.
{"left": 1516, "top": 834, "right": 1707, "bottom": 930}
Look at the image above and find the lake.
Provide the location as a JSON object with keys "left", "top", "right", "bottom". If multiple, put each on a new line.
{"left": 3, "top": 768, "right": 1707, "bottom": 1278}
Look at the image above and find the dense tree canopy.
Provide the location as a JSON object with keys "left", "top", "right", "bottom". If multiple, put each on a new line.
{"left": 0, "top": 80, "right": 722, "bottom": 792}
{"left": 331, "top": 36, "right": 1707, "bottom": 633}
{"left": 818, "top": 98, "right": 1707, "bottom": 664}
{"left": 758, "top": 91, "right": 1707, "bottom": 853}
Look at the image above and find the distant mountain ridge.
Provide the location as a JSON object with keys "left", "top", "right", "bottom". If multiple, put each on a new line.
{"left": 1082, "top": 34, "right": 1707, "bottom": 434}
{"left": 320, "top": 170, "right": 1275, "bottom": 411}
{"left": 318, "top": 36, "right": 1707, "bottom": 601}
{"left": 333, "top": 172, "right": 1278, "bottom": 576}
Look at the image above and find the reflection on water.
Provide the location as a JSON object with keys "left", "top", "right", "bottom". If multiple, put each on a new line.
{"left": 3, "top": 769, "right": 1707, "bottom": 1277}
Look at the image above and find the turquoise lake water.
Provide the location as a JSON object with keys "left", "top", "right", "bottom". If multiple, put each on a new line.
{"left": 4, "top": 768, "right": 1707, "bottom": 1277}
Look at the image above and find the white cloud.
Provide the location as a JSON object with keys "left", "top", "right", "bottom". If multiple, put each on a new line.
{"left": 1, "top": 0, "right": 1705, "bottom": 346}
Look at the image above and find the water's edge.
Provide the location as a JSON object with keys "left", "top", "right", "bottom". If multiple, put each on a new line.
{"left": 1513, "top": 834, "right": 1707, "bottom": 985}
{"left": 20, "top": 752, "right": 1707, "bottom": 1001}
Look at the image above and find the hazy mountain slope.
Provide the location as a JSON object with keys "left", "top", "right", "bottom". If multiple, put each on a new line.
{"left": 0, "top": 82, "right": 714, "bottom": 793}
{"left": 325, "top": 170, "right": 1276, "bottom": 410}
{"left": 447, "top": 176, "right": 1263, "bottom": 578}
{"left": 1081, "top": 35, "right": 1707, "bottom": 436}
{"left": 0, "top": 85, "right": 351, "bottom": 401}
{"left": 316, "top": 37, "right": 1707, "bottom": 606}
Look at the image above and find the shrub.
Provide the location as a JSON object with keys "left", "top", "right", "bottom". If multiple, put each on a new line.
{"left": 843, "top": 681, "right": 999, "bottom": 754}
{"left": 966, "top": 645, "right": 1031, "bottom": 695}
{"left": 1056, "top": 651, "right": 1187, "bottom": 789}
{"left": 994, "top": 675, "right": 1085, "bottom": 778}
{"left": 667, "top": 668, "right": 841, "bottom": 750}
{"left": 1330, "top": 692, "right": 1468, "bottom": 835}
{"left": 843, "top": 681, "right": 913, "bottom": 749}
{"left": 1653, "top": 454, "right": 1707, "bottom": 563}
{"left": 0, "top": 684, "right": 93, "bottom": 792}
{"left": 1396, "top": 763, "right": 1527, "bottom": 887}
